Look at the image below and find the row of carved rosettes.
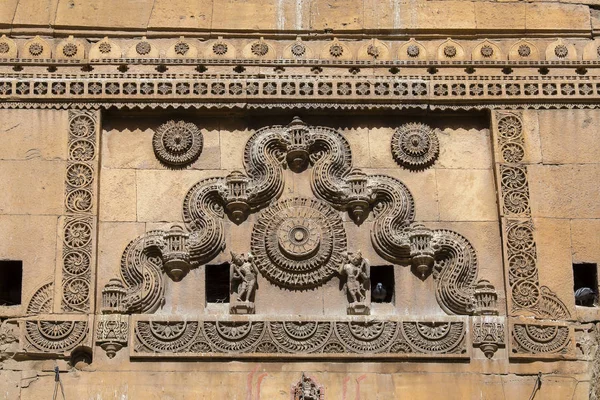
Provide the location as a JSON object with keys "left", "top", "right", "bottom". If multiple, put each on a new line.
{"left": 109, "top": 117, "right": 495, "bottom": 316}
{"left": 492, "top": 111, "right": 570, "bottom": 320}
{"left": 0, "top": 34, "right": 596, "bottom": 62}
{"left": 61, "top": 110, "right": 99, "bottom": 313}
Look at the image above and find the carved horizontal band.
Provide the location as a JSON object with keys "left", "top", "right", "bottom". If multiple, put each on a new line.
{"left": 0, "top": 36, "right": 594, "bottom": 63}
{"left": 2, "top": 77, "right": 600, "bottom": 104}
{"left": 131, "top": 316, "right": 469, "bottom": 359}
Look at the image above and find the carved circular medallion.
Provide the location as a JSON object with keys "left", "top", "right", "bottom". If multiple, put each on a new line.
{"left": 291, "top": 43, "right": 306, "bottom": 57}
{"left": 62, "top": 277, "right": 90, "bottom": 307}
{"left": 443, "top": 45, "right": 457, "bottom": 58}
{"left": 518, "top": 44, "right": 531, "bottom": 58}
{"left": 251, "top": 197, "right": 346, "bottom": 289}
{"left": 63, "top": 251, "right": 90, "bottom": 275}
{"left": 174, "top": 42, "right": 189, "bottom": 56}
{"left": 480, "top": 45, "right": 494, "bottom": 58}
{"left": 554, "top": 45, "right": 568, "bottom": 58}
{"left": 407, "top": 45, "right": 420, "bottom": 58}
{"left": 62, "top": 43, "right": 78, "bottom": 57}
{"left": 329, "top": 44, "right": 344, "bottom": 58}
{"left": 29, "top": 43, "right": 43, "bottom": 56}
{"left": 251, "top": 42, "right": 269, "bottom": 56}
{"left": 136, "top": 41, "right": 151, "bottom": 55}
{"left": 213, "top": 42, "right": 228, "bottom": 55}
{"left": 512, "top": 280, "right": 540, "bottom": 308}
{"left": 98, "top": 42, "right": 112, "bottom": 54}
{"left": 391, "top": 122, "right": 439, "bottom": 170}
{"left": 367, "top": 44, "right": 380, "bottom": 58}
{"left": 69, "top": 139, "right": 96, "bottom": 161}
{"left": 0, "top": 42, "right": 10, "bottom": 54}
{"left": 152, "top": 120, "right": 203, "bottom": 167}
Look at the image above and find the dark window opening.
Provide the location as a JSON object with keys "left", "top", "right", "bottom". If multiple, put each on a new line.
{"left": 370, "top": 265, "right": 394, "bottom": 303}
{"left": 574, "top": 263, "right": 598, "bottom": 307}
{"left": 205, "top": 263, "right": 230, "bottom": 303}
{"left": 0, "top": 260, "right": 23, "bottom": 306}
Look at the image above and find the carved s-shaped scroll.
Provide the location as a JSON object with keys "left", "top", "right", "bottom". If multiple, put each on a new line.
{"left": 431, "top": 230, "right": 480, "bottom": 315}
{"left": 120, "top": 231, "right": 166, "bottom": 314}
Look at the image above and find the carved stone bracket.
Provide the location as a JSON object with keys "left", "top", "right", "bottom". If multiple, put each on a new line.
{"left": 130, "top": 316, "right": 469, "bottom": 359}
{"left": 472, "top": 316, "right": 505, "bottom": 359}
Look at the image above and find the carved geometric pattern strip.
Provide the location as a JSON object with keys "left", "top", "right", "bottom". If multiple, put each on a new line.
{"left": 494, "top": 111, "right": 570, "bottom": 320}
{"left": 131, "top": 318, "right": 468, "bottom": 358}
{"left": 3, "top": 75, "right": 600, "bottom": 104}
{"left": 61, "top": 110, "right": 98, "bottom": 313}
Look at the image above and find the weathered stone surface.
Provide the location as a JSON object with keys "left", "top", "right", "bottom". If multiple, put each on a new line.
{"left": 136, "top": 169, "right": 227, "bottom": 222}
{"left": 534, "top": 217, "right": 576, "bottom": 316}
{"left": 12, "top": 0, "right": 58, "bottom": 28}
{"left": 437, "top": 169, "right": 498, "bottom": 222}
{"left": 54, "top": 0, "right": 154, "bottom": 29}
{"left": 147, "top": 0, "right": 213, "bottom": 30}
{"left": 436, "top": 128, "right": 493, "bottom": 170}
{"left": 0, "top": 160, "right": 65, "bottom": 215}
{"left": 529, "top": 164, "right": 600, "bottom": 219}
{"left": 99, "top": 169, "right": 137, "bottom": 222}
{"left": 539, "top": 109, "right": 600, "bottom": 164}
{"left": 0, "top": 109, "right": 68, "bottom": 162}
{"left": 570, "top": 219, "right": 600, "bottom": 264}
{"left": 0, "top": 215, "right": 58, "bottom": 315}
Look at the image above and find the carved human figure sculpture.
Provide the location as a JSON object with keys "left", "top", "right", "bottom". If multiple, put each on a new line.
{"left": 339, "top": 251, "right": 370, "bottom": 315}
{"left": 230, "top": 251, "right": 258, "bottom": 314}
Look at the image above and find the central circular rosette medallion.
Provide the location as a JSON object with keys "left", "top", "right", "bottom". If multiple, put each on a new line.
{"left": 251, "top": 197, "right": 346, "bottom": 289}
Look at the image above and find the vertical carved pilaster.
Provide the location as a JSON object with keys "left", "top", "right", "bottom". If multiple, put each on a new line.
{"left": 61, "top": 110, "right": 99, "bottom": 313}
{"left": 492, "top": 111, "right": 569, "bottom": 320}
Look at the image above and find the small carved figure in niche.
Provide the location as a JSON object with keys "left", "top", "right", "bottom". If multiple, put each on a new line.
{"left": 293, "top": 373, "right": 323, "bottom": 400}
{"left": 230, "top": 251, "right": 258, "bottom": 314}
{"left": 339, "top": 251, "right": 370, "bottom": 315}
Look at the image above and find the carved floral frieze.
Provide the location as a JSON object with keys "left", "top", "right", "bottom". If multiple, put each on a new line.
{"left": 131, "top": 316, "right": 469, "bottom": 359}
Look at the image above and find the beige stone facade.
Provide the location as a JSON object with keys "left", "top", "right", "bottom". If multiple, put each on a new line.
{"left": 1, "top": 1, "right": 600, "bottom": 399}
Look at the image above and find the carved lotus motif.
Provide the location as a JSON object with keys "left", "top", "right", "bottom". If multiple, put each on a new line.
{"left": 251, "top": 197, "right": 346, "bottom": 289}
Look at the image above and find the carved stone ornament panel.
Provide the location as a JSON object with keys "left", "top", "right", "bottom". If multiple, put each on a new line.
{"left": 107, "top": 117, "right": 497, "bottom": 317}
{"left": 391, "top": 122, "right": 439, "bottom": 170}
{"left": 251, "top": 197, "right": 347, "bottom": 289}
{"left": 152, "top": 120, "right": 203, "bottom": 167}
{"left": 493, "top": 111, "right": 570, "bottom": 320}
{"left": 20, "top": 317, "right": 91, "bottom": 356}
{"left": 509, "top": 319, "right": 574, "bottom": 359}
{"left": 131, "top": 316, "right": 469, "bottom": 359}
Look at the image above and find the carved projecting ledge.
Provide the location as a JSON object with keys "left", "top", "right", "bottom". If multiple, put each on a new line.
{"left": 130, "top": 317, "right": 469, "bottom": 359}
